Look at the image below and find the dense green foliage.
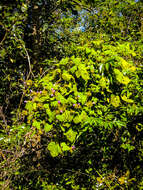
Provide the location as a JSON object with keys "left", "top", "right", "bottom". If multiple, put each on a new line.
{"left": 0, "top": 0, "right": 143, "bottom": 189}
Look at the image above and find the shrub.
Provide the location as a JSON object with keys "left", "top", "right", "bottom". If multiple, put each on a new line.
{"left": 1, "top": 39, "right": 143, "bottom": 189}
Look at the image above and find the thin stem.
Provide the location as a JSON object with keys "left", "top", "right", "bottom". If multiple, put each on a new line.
{"left": 22, "top": 44, "right": 35, "bottom": 79}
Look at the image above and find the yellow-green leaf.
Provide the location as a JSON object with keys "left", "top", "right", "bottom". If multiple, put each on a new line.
{"left": 64, "top": 129, "right": 77, "bottom": 142}
{"left": 121, "top": 95, "right": 134, "bottom": 103}
{"left": 44, "top": 123, "right": 53, "bottom": 132}
{"left": 99, "top": 77, "right": 107, "bottom": 89}
{"left": 62, "top": 72, "right": 72, "bottom": 81}
{"left": 114, "top": 69, "right": 130, "bottom": 85}
{"left": 47, "top": 142, "right": 62, "bottom": 157}
{"left": 110, "top": 95, "right": 120, "bottom": 107}
{"left": 61, "top": 142, "right": 70, "bottom": 151}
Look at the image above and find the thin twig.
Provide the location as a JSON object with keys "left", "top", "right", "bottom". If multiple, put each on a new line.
{"left": 15, "top": 36, "right": 34, "bottom": 79}
{"left": 22, "top": 44, "right": 35, "bottom": 79}
{"left": 14, "top": 37, "right": 35, "bottom": 118}
{"left": 0, "top": 20, "right": 18, "bottom": 46}
{"left": 40, "top": 65, "right": 56, "bottom": 77}
{"left": 0, "top": 29, "right": 8, "bottom": 46}
{"left": 0, "top": 106, "right": 8, "bottom": 130}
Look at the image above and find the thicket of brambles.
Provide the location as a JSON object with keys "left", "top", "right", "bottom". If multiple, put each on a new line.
{"left": 0, "top": 0, "right": 143, "bottom": 189}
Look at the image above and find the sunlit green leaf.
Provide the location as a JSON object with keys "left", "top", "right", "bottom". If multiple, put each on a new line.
{"left": 47, "top": 142, "right": 62, "bottom": 157}
{"left": 64, "top": 129, "right": 77, "bottom": 142}
{"left": 44, "top": 123, "right": 53, "bottom": 132}
{"left": 61, "top": 142, "right": 70, "bottom": 151}
{"left": 110, "top": 95, "right": 120, "bottom": 107}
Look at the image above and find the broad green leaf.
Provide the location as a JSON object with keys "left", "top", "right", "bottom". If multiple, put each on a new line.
{"left": 33, "top": 103, "right": 37, "bottom": 110}
{"left": 46, "top": 109, "right": 55, "bottom": 122}
{"left": 33, "top": 120, "right": 41, "bottom": 130}
{"left": 119, "top": 58, "right": 130, "bottom": 70}
{"left": 59, "top": 57, "right": 69, "bottom": 65}
{"left": 122, "top": 76, "right": 130, "bottom": 85}
{"left": 44, "top": 123, "right": 53, "bottom": 132}
{"left": 99, "top": 77, "right": 108, "bottom": 89}
{"left": 73, "top": 115, "right": 81, "bottom": 124}
{"left": 78, "top": 93, "right": 87, "bottom": 104}
{"left": 63, "top": 110, "right": 73, "bottom": 122}
{"left": 110, "top": 95, "right": 120, "bottom": 107}
{"left": 81, "top": 71, "right": 89, "bottom": 81}
{"left": 47, "top": 142, "right": 62, "bottom": 157}
{"left": 80, "top": 111, "right": 88, "bottom": 121}
{"left": 114, "top": 69, "right": 130, "bottom": 85}
{"left": 25, "top": 102, "right": 33, "bottom": 112}
{"left": 71, "top": 56, "right": 81, "bottom": 65}
{"left": 119, "top": 58, "right": 136, "bottom": 72}
{"left": 64, "top": 129, "right": 77, "bottom": 142}
{"left": 67, "top": 97, "right": 77, "bottom": 104}
{"left": 91, "top": 48, "right": 97, "bottom": 56}
{"left": 92, "top": 40, "right": 103, "bottom": 46}
{"left": 62, "top": 72, "right": 72, "bottom": 81}
{"left": 86, "top": 47, "right": 91, "bottom": 54}
{"left": 44, "top": 104, "right": 49, "bottom": 109}
{"left": 70, "top": 65, "right": 77, "bottom": 73}
{"left": 56, "top": 114, "right": 64, "bottom": 122}
{"left": 56, "top": 110, "right": 73, "bottom": 122}
{"left": 75, "top": 70, "right": 81, "bottom": 78}
{"left": 114, "top": 69, "right": 123, "bottom": 82}
{"left": 129, "top": 66, "right": 136, "bottom": 72}
{"left": 60, "top": 142, "right": 70, "bottom": 151}
{"left": 121, "top": 95, "right": 134, "bottom": 103}
{"left": 57, "top": 94, "right": 67, "bottom": 104}
{"left": 50, "top": 101, "right": 58, "bottom": 107}
{"left": 75, "top": 64, "right": 89, "bottom": 81}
